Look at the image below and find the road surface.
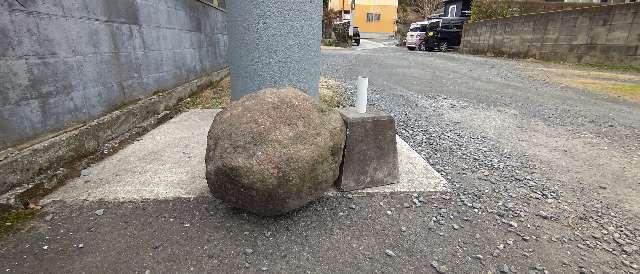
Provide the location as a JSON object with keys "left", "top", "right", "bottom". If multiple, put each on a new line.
{"left": 1, "top": 44, "right": 639, "bottom": 273}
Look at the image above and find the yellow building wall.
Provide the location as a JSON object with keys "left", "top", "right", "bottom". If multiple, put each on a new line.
{"left": 352, "top": 4, "right": 397, "bottom": 34}
{"left": 357, "top": 0, "right": 397, "bottom": 5}
{"left": 328, "top": 0, "right": 350, "bottom": 11}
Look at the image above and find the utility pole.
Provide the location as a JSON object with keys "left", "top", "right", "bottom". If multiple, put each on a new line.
{"left": 349, "top": 0, "right": 356, "bottom": 35}
{"left": 227, "top": 0, "right": 322, "bottom": 100}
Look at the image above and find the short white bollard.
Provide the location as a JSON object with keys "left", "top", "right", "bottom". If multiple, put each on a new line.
{"left": 356, "top": 76, "right": 368, "bottom": 113}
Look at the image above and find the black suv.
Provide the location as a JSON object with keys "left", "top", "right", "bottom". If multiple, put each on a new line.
{"left": 418, "top": 17, "right": 468, "bottom": 52}
{"left": 352, "top": 27, "right": 361, "bottom": 46}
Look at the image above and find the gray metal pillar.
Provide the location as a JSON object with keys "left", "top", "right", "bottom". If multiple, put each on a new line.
{"left": 228, "top": 0, "right": 322, "bottom": 100}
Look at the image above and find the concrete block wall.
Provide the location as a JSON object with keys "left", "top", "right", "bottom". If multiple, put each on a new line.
{"left": 461, "top": 3, "right": 639, "bottom": 66}
{"left": 0, "top": 0, "right": 227, "bottom": 151}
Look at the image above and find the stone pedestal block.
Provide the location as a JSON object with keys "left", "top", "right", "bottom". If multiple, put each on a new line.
{"left": 337, "top": 108, "right": 399, "bottom": 191}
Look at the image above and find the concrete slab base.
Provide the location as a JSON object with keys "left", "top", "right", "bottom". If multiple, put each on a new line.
{"left": 361, "top": 136, "right": 448, "bottom": 193}
{"left": 42, "top": 109, "right": 448, "bottom": 203}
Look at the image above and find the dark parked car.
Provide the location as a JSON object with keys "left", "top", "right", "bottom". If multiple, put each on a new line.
{"left": 418, "top": 17, "right": 468, "bottom": 52}
{"left": 352, "top": 27, "right": 360, "bottom": 46}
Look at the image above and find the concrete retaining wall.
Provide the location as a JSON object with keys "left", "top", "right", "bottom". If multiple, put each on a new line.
{"left": 0, "top": 0, "right": 228, "bottom": 151}
{"left": 0, "top": 68, "right": 228, "bottom": 204}
{"left": 461, "top": 3, "right": 640, "bottom": 66}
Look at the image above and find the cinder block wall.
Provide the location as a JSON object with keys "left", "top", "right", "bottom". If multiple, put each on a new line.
{"left": 461, "top": 3, "right": 639, "bottom": 66}
{"left": 0, "top": 0, "right": 228, "bottom": 151}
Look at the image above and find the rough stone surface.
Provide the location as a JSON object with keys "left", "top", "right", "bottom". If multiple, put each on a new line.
{"left": 0, "top": 0, "right": 228, "bottom": 151}
{"left": 205, "top": 88, "right": 345, "bottom": 216}
{"left": 337, "top": 107, "right": 398, "bottom": 191}
{"left": 227, "top": 0, "right": 321, "bottom": 99}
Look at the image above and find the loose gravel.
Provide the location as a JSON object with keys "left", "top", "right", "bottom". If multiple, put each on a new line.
{"left": 323, "top": 46, "right": 640, "bottom": 273}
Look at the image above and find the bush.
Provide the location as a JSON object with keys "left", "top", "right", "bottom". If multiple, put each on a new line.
{"left": 323, "top": 8, "right": 341, "bottom": 39}
{"left": 470, "top": 0, "right": 601, "bottom": 22}
{"left": 332, "top": 22, "right": 352, "bottom": 47}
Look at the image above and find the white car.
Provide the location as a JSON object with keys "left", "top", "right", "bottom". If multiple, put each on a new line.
{"left": 405, "top": 21, "right": 429, "bottom": 51}
{"left": 406, "top": 19, "right": 440, "bottom": 51}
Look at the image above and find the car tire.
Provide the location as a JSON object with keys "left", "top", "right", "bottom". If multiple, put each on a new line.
{"left": 407, "top": 47, "right": 416, "bottom": 51}
{"left": 439, "top": 41, "right": 448, "bottom": 52}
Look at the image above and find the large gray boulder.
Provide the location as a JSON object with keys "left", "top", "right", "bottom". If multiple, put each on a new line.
{"left": 205, "top": 87, "right": 346, "bottom": 216}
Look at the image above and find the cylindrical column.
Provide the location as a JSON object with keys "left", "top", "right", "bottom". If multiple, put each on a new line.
{"left": 228, "top": 0, "right": 322, "bottom": 100}
{"left": 356, "top": 76, "right": 368, "bottom": 113}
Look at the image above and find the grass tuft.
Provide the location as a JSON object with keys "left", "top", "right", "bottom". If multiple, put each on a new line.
{"left": 179, "top": 77, "right": 231, "bottom": 110}
{"left": 574, "top": 63, "right": 640, "bottom": 74}
{"left": 319, "top": 77, "right": 348, "bottom": 108}
{"left": 0, "top": 209, "right": 37, "bottom": 239}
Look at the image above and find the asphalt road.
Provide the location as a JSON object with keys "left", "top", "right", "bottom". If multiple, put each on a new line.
{"left": 1, "top": 45, "right": 639, "bottom": 273}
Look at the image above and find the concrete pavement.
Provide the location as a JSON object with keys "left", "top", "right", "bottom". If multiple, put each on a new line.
{"left": 43, "top": 109, "right": 447, "bottom": 203}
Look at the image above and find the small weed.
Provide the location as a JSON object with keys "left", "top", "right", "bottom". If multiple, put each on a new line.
{"left": 319, "top": 77, "right": 348, "bottom": 108}
{"left": 0, "top": 209, "right": 37, "bottom": 238}
{"left": 179, "top": 77, "right": 231, "bottom": 110}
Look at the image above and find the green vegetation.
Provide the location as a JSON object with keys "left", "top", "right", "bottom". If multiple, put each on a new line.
{"left": 180, "top": 76, "right": 349, "bottom": 110}
{"left": 319, "top": 77, "right": 348, "bottom": 109}
{"left": 179, "top": 77, "right": 231, "bottom": 110}
{"left": 470, "top": 0, "right": 599, "bottom": 22}
{"left": 0, "top": 209, "right": 36, "bottom": 238}
{"left": 575, "top": 63, "right": 640, "bottom": 74}
{"left": 531, "top": 59, "right": 640, "bottom": 74}
{"left": 570, "top": 79, "right": 640, "bottom": 102}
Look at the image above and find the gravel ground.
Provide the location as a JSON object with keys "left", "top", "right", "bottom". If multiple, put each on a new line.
{"left": 0, "top": 46, "right": 638, "bottom": 273}
{"left": 322, "top": 46, "right": 640, "bottom": 272}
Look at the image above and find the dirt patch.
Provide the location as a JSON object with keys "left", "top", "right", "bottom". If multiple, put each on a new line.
{"left": 179, "top": 76, "right": 348, "bottom": 109}
{"left": 520, "top": 62, "right": 640, "bottom": 103}
{"left": 566, "top": 79, "right": 640, "bottom": 102}
{"left": 0, "top": 209, "right": 37, "bottom": 239}
{"left": 319, "top": 76, "right": 349, "bottom": 108}
{"left": 179, "top": 77, "right": 231, "bottom": 110}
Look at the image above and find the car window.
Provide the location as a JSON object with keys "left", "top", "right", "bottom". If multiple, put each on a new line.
{"left": 409, "top": 26, "right": 422, "bottom": 32}
{"left": 427, "top": 22, "right": 439, "bottom": 31}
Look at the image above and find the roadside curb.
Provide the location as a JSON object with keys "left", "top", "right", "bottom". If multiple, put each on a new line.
{"left": 0, "top": 68, "right": 229, "bottom": 210}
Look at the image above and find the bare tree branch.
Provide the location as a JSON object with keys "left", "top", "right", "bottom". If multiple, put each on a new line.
{"left": 401, "top": 0, "right": 442, "bottom": 18}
